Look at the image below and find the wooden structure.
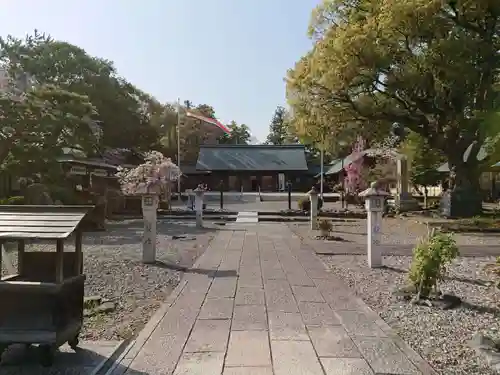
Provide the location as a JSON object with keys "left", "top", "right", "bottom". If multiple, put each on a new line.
{"left": 0, "top": 205, "right": 93, "bottom": 366}
{"left": 194, "top": 144, "right": 309, "bottom": 192}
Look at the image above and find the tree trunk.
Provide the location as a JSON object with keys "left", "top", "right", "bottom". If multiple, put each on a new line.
{"left": 446, "top": 155, "right": 482, "bottom": 217}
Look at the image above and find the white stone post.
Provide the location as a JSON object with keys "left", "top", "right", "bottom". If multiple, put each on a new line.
{"left": 194, "top": 187, "right": 204, "bottom": 228}
{"left": 396, "top": 157, "right": 419, "bottom": 211}
{"left": 308, "top": 187, "right": 318, "bottom": 230}
{"left": 359, "top": 182, "right": 389, "bottom": 268}
{"left": 141, "top": 194, "right": 159, "bottom": 263}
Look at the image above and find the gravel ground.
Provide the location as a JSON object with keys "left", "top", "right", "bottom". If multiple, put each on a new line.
{"left": 292, "top": 217, "right": 500, "bottom": 246}
{"left": 1, "top": 219, "right": 217, "bottom": 341}
{"left": 321, "top": 254, "right": 500, "bottom": 375}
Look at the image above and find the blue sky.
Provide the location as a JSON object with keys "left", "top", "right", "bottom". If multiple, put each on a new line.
{"left": 0, "top": 0, "right": 319, "bottom": 142}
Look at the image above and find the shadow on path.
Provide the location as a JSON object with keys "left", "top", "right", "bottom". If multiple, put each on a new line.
{"left": 0, "top": 342, "right": 151, "bottom": 375}
{"left": 150, "top": 260, "right": 238, "bottom": 278}
{"left": 82, "top": 221, "right": 218, "bottom": 247}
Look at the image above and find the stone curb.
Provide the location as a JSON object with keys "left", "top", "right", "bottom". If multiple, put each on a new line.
{"left": 89, "top": 339, "right": 128, "bottom": 375}
{"left": 103, "top": 278, "right": 189, "bottom": 375}
{"left": 302, "top": 237, "right": 438, "bottom": 375}
{"left": 160, "top": 215, "right": 237, "bottom": 221}
{"left": 258, "top": 216, "right": 309, "bottom": 222}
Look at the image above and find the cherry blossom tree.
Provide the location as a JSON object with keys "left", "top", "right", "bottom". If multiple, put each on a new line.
{"left": 116, "top": 151, "right": 181, "bottom": 207}
{"left": 344, "top": 136, "right": 368, "bottom": 195}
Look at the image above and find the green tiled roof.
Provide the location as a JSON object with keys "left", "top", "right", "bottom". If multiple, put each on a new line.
{"left": 196, "top": 145, "right": 308, "bottom": 172}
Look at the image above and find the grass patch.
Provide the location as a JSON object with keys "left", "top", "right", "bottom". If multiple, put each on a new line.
{"left": 432, "top": 216, "right": 500, "bottom": 232}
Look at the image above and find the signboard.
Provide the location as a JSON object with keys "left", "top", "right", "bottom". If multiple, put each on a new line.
{"left": 143, "top": 196, "right": 154, "bottom": 206}
{"left": 366, "top": 197, "right": 384, "bottom": 212}
{"left": 278, "top": 173, "right": 285, "bottom": 191}
{"left": 69, "top": 166, "right": 87, "bottom": 175}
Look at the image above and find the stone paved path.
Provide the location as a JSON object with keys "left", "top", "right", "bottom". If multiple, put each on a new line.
{"left": 110, "top": 223, "right": 435, "bottom": 375}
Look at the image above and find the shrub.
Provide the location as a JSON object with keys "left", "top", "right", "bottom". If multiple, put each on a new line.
{"left": 298, "top": 196, "right": 323, "bottom": 211}
{"left": 408, "top": 228, "right": 459, "bottom": 298}
{"left": 0, "top": 196, "right": 24, "bottom": 205}
{"left": 298, "top": 197, "right": 307, "bottom": 210}
{"left": 345, "top": 192, "right": 363, "bottom": 206}
{"left": 48, "top": 185, "right": 80, "bottom": 204}
{"left": 158, "top": 200, "right": 170, "bottom": 210}
{"left": 318, "top": 219, "right": 332, "bottom": 236}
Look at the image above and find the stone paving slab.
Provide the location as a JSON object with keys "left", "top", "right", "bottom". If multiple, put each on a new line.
{"left": 173, "top": 352, "right": 225, "bottom": 375}
{"left": 110, "top": 223, "right": 435, "bottom": 375}
{"left": 235, "top": 286, "right": 265, "bottom": 305}
{"left": 184, "top": 319, "right": 230, "bottom": 353}
{"left": 223, "top": 367, "right": 274, "bottom": 375}
{"left": 308, "top": 326, "right": 362, "bottom": 358}
{"left": 271, "top": 340, "right": 324, "bottom": 375}
{"left": 232, "top": 305, "right": 267, "bottom": 331}
{"left": 226, "top": 331, "right": 271, "bottom": 367}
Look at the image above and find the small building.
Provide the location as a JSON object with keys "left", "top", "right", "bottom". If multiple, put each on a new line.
{"left": 192, "top": 144, "right": 309, "bottom": 192}
{"left": 57, "top": 148, "right": 147, "bottom": 214}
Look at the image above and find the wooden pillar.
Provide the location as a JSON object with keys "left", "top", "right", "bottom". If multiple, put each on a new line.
{"left": 56, "top": 239, "right": 64, "bottom": 283}
{"left": 75, "top": 231, "right": 83, "bottom": 275}
{"left": 0, "top": 240, "right": 3, "bottom": 277}
{"left": 17, "top": 240, "right": 25, "bottom": 276}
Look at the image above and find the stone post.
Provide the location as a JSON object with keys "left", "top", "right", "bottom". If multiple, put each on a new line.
{"left": 308, "top": 187, "right": 318, "bottom": 230}
{"left": 194, "top": 187, "right": 204, "bottom": 228}
{"left": 396, "top": 157, "right": 419, "bottom": 211}
{"left": 359, "top": 182, "right": 389, "bottom": 268}
{"left": 396, "top": 158, "right": 409, "bottom": 195}
{"left": 141, "top": 194, "right": 159, "bottom": 263}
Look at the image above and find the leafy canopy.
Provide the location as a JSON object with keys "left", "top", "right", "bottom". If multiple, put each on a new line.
{"left": 219, "top": 122, "right": 251, "bottom": 145}
{"left": 287, "top": 0, "right": 500, "bottom": 176}
{"left": 400, "top": 131, "right": 445, "bottom": 188}
{"left": 0, "top": 84, "right": 96, "bottom": 178}
{"left": 1, "top": 30, "right": 161, "bottom": 152}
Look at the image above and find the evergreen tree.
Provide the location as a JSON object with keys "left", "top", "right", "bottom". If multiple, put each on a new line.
{"left": 265, "top": 106, "right": 288, "bottom": 145}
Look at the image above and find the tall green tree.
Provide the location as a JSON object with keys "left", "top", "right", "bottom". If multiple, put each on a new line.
{"left": 401, "top": 131, "right": 445, "bottom": 192}
{"left": 0, "top": 84, "right": 96, "bottom": 179}
{"left": 151, "top": 102, "right": 179, "bottom": 160}
{"left": 266, "top": 106, "right": 289, "bottom": 145}
{"left": 287, "top": 0, "right": 500, "bottom": 215}
{"left": 1, "top": 30, "right": 160, "bottom": 151}
{"left": 176, "top": 103, "right": 224, "bottom": 164}
{"left": 218, "top": 121, "right": 251, "bottom": 144}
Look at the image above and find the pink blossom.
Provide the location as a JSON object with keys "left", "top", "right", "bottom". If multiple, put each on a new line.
{"left": 116, "top": 151, "right": 181, "bottom": 196}
{"left": 345, "top": 136, "right": 367, "bottom": 194}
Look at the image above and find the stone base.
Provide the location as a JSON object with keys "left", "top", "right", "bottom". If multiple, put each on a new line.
{"left": 196, "top": 212, "right": 203, "bottom": 228}
{"left": 440, "top": 188, "right": 482, "bottom": 218}
{"left": 395, "top": 193, "right": 420, "bottom": 212}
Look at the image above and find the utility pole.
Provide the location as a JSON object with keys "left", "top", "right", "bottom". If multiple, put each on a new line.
{"left": 176, "top": 98, "right": 182, "bottom": 198}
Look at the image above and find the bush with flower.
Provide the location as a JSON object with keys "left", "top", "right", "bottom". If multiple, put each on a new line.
{"left": 116, "top": 151, "right": 181, "bottom": 204}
